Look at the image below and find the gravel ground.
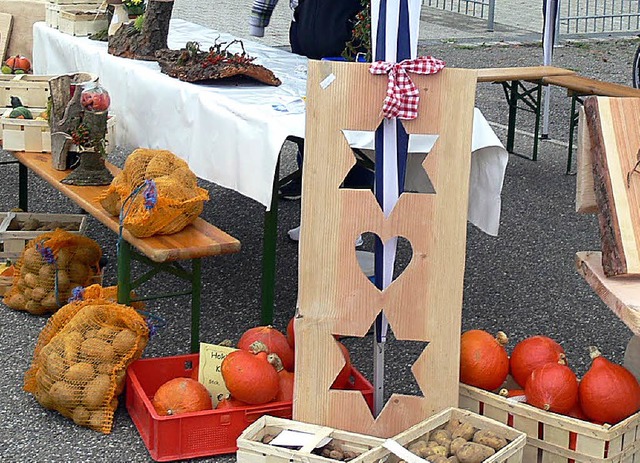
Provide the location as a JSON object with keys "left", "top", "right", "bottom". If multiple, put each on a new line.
{"left": 1, "top": 36, "right": 639, "bottom": 462}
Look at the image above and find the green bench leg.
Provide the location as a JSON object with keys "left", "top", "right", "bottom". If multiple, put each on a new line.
{"left": 19, "top": 163, "right": 28, "bottom": 211}
{"left": 505, "top": 80, "right": 518, "bottom": 154}
{"left": 502, "top": 80, "right": 543, "bottom": 161}
{"left": 117, "top": 238, "right": 133, "bottom": 306}
{"left": 566, "top": 94, "right": 581, "bottom": 175}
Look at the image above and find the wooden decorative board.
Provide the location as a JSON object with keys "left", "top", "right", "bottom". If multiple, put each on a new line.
{"left": 0, "top": 13, "right": 13, "bottom": 63}
{"left": 575, "top": 106, "right": 598, "bottom": 214}
{"left": 584, "top": 96, "right": 640, "bottom": 277}
{"left": 294, "top": 60, "right": 477, "bottom": 438}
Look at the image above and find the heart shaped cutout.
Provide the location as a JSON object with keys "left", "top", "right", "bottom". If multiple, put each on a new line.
{"left": 355, "top": 232, "right": 413, "bottom": 288}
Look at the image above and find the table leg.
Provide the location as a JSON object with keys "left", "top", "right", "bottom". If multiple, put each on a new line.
{"left": 532, "top": 83, "right": 542, "bottom": 162}
{"left": 19, "top": 163, "right": 28, "bottom": 211}
{"left": 566, "top": 94, "right": 581, "bottom": 175}
{"left": 117, "top": 238, "right": 132, "bottom": 306}
{"left": 505, "top": 81, "right": 518, "bottom": 154}
{"left": 261, "top": 158, "right": 280, "bottom": 325}
{"left": 190, "top": 258, "right": 202, "bottom": 353}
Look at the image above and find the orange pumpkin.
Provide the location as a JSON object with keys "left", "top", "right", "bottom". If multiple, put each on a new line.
{"left": 525, "top": 363, "right": 578, "bottom": 414}
{"left": 286, "top": 316, "right": 295, "bottom": 349}
{"left": 459, "top": 330, "right": 509, "bottom": 391}
{"left": 152, "top": 377, "right": 213, "bottom": 416}
{"left": 5, "top": 55, "right": 31, "bottom": 73}
{"left": 216, "top": 396, "right": 249, "bottom": 410}
{"left": 579, "top": 346, "right": 640, "bottom": 424}
{"left": 269, "top": 353, "right": 295, "bottom": 402}
{"left": 510, "top": 335, "right": 566, "bottom": 388}
{"left": 221, "top": 341, "right": 280, "bottom": 404}
{"left": 238, "top": 325, "right": 295, "bottom": 372}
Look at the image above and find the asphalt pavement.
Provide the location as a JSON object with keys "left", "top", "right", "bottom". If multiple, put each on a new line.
{"left": 1, "top": 2, "right": 640, "bottom": 462}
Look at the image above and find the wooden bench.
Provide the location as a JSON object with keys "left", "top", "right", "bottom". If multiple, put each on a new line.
{"left": 476, "top": 66, "right": 576, "bottom": 163}
{"left": 10, "top": 151, "right": 241, "bottom": 352}
{"left": 541, "top": 74, "right": 640, "bottom": 174}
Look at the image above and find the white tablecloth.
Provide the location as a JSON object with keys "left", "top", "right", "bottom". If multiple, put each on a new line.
{"left": 32, "top": 19, "right": 508, "bottom": 235}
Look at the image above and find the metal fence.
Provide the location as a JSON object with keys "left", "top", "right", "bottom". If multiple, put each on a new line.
{"left": 559, "top": 0, "right": 640, "bottom": 35}
{"left": 426, "top": 0, "right": 496, "bottom": 31}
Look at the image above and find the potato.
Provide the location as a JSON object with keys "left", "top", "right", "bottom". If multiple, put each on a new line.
{"left": 88, "top": 410, "right": 108, "bottom": 431}
{"left": 472, "top": 429, "right": 508, "bottom": 451}
{"left": 450, "top": 437, "right": 467, "bottom": 456}
{"left": 63, "top": 331, "right": 84, "bottom": 363}
{"left": 74, "top": 246, "right": 101, "bottom": 265}
{"left": 72, "top": 406, "right": 91, "bottom": 425}
{"left": 38, "top": 264, "right": 55, "bottom": 284}
{"left": 22, "top": 247, "right": 43, "bottom": 272}
{"left": 408, "top": 439, "right": 428, "bottom": 455}
{"left": 56, "top": 269, "right": 71, "bottom": 292}
{"left": 95, "top": 326, "right": 117, "bottom": 342}
{"left": 83, "top": 374, "right": 112, "bottom": 409}
{"left": 447, "top": 457, "right": 460, "bottom": 463}
{"left": 112, "top": 329, "right": 137, "bottom": 355}
{"left": 455, "top": 442, "right": 495, "bottom": 463}
{"left": 65, "top": 362, "right": 95, "bottom": 383}
{"left": 68, "top": 261, "right": 90, "bottom": 284}
{"left": 48, "top": 381, "right": 79, "bottom": 409}
{"left": 451, "top": 421, "right": 477, "bottom": 441}
{"left": 25, "top": 299, "right": 47, "bottom": 314}
{"left": 445, "top": 419, "right": 461, "bottom": 434}
{"left": 422, "top": 445, "right": 447, "bottom": 458}
{"left": 80, "top": 338, "right": 115, "bottom": 362}
{"left": 41, "top": 292, "right": 60, "bottom": 311}
{"left": 34, "top": 387, "right": 55, "bottom": 410}
{"left": 431, "top": 429, "right": 452, "bottom": 453}
{"left": 429, "top": 457, "right": 449, "bottom": 463}
{"left": 23, "top": 272, "right": 38, "bottom": 288}
{"left": 114, "top": 368, "right": 126, "bottom": 396}
{"left": 56, "top": 248, "right": 72, "bottom": 269}
{"left": 30, "top": 286, "right": 48, "bottom": 302}
{"left": 4, "top": 293, "right": 27, "bottom": 310}
{"left": 43, "top": 350, "right": 67, "bottom": 380}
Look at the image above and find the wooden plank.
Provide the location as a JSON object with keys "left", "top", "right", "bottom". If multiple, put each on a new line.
{"left": 575, "top": 250, "right": 640, "bottom": 337}
{"left": 295, "top": 62, "right": 476, "bottom": 437}
{"left": 576, "top": 106, "right": 598, "bottom": 214}
{"left": 584, "top": 97, "right": 640, "bottom": 277}
{"left": 0, "top": 13, "right": 13, "bottom": 63}
{"left": 11, "top": 151, "right": 240, "bottom": 262}
{"left": 476, "top": 66, "right": 575, "bottom": 83}
{"left": 544, "top": 75, "right": 640, "bottom": 98}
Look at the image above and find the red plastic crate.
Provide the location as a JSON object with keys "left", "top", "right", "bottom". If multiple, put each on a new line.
{"left": 126, "top": 353, "right": 374, "bottom": 462}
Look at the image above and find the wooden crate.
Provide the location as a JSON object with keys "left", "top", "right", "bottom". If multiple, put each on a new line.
{"left": 0, "top": 75, "right": 52, "bottom": 108}
{"left": 0, "top": 260, "right": 13, "bottom": 296}
{"left": 1, "top": 109, "right": 117, "bottom": 153}
{"left": 48, "top": 0, "right": 103, "bottom": 5}
{"left": 237, "top": 416, "right": 385, "bottom": 463}
{"left": 57, "top": 8, "right": 108, "bottom": 37}
{"left": 359, "top": 408, "right": 525, "bottom": 463}
{"left": 0, "top": 212, "right": 88, "bottom": 259}
{"left": 459, "top": 383, "right": 640, "bottom": 462}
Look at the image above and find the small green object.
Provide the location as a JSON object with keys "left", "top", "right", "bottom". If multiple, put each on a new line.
{"left": 9, "top": 106, "right": 33, "bottom": 119}
{"left": 13, "top": 69, "right": 25, "bottom": 75}
{"left": 1, "top": 65, "right": 12, "bottom": 74}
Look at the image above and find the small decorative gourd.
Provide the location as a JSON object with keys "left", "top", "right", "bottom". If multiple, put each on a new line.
{"left": 510, "top": 335, "right": 566, "bottom": 388}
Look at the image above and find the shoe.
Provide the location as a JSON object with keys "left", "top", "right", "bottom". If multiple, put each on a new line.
{"left": 278, "top": 177, "right": 302, "bottom": 200}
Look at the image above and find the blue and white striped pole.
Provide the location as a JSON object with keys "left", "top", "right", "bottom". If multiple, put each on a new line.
{"left": 371, "top": 0, "right": 421, "bottom": 414}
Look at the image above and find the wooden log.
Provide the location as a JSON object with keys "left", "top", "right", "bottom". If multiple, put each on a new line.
{"left": 108, "top": 0, "right": 174, "bottom": 61}
{"left": 575, "top": 106, "right": 598, "bottom": 214}
{"left": 583, "top": 96, "right": 640, "bottom": 277}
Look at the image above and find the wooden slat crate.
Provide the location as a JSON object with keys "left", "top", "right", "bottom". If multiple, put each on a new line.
{"left": 0, "top": 260, "right": 13, "bottom": 296}
{"left": 359, "top": 408, "right": 525, "bottom": 463}
{"left": 459, "top": 383, "right": 640, "bottom": 462}
{"left": 1, "top": 110, "right": 117, "bottom": 153}
{"left": 0, "top": 212, "right": 88, "bottom": 260}
{"left": 237, "top": 416, "right": 385, "bottom": 463}
{"left": 57, "top": 8, "right": 108, "bottom": 37}
{"left": 0, "top": 75, "right": 52, "bottom": 108}
{"left": 48, "top": 0, "right": 103, "bottom": 5}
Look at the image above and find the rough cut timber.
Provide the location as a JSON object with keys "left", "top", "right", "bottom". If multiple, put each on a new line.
{"left": 294, "top": 61, "right": 476, "bottom": 438}
{"left": 575, "top": 106, "right": 598, "bottom": 214}
{"left": 108, "top": 0, "right": 174, "bottom": 60}
{"left": 584, "top": 96, "right": 640, "bottom": 277}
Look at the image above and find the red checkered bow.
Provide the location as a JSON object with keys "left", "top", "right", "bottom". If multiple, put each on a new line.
{"left": 369, "top": 56, "right": 446, "bottom": 120}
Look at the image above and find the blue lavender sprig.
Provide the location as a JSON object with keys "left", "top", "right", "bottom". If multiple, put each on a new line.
{"left": 143, "top": 179, "right": 158, "bottom": 210}
{"left": 35, "top": 242, "right": 55, "bottom": 265}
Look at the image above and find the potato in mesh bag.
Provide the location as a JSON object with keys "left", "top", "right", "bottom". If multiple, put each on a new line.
{"left": 3, "top": 229, "right": 103, "bottom": 315}
{"left": 24, "top": 293, "right": 149, "bottom": 434}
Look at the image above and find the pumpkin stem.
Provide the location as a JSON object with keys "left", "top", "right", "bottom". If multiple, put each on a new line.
{"left": 558, "top": 353, "right": 567, "bottom": 365}
{"left": 544, "top": 404, "right": 551, "bottom": 411}
{"left": 498, "top": 388, "right": 509, "bottom": 397}
{"left": 219, "top": 339, "right": 233, "bottom": 347}
{"left": 267, "top": 353, "right": 284, "bottom": 372}
{"left": 588, "top": 346, "right": 602, "bottom": 360}
{"left": 495, "top": 331, "right": 508, "bottom": 346}
{"left": 249, "top": 340, "right": 269, "bottom": 354}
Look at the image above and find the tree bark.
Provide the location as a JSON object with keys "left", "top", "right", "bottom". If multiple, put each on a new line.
{"left": 108, "top": 0, "right": 174, "bottom": 60}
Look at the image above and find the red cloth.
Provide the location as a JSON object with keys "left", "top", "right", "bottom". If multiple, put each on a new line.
{"left": 369, "top": 56, "right": 446, "bottom": 120}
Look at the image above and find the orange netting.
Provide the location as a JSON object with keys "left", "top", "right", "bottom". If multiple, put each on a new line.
{"left": 3, "top": 229, "right": 102, "bottom": 315}
{"left": 24, "top": 285, "right": 149, "bottom": 434}
{"left": 99, "top": 148, "right": 209, "bottom": 238}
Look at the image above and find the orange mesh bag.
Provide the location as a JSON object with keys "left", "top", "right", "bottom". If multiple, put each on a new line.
{"left": 3, "top": 229, "right": 102, "bottom": 315}
{"left": 24, "top": 286, "right": 149, "bottom": 434}
{"left": 98, "top": 148, "right": 209, "bottom": 238}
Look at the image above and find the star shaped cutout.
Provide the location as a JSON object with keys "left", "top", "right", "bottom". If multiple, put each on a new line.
{"left": 340, "top": 121, "right": 439, "bottom": 203}
{"left": 331, "top": 322, "right": 428, "bottom": 417}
